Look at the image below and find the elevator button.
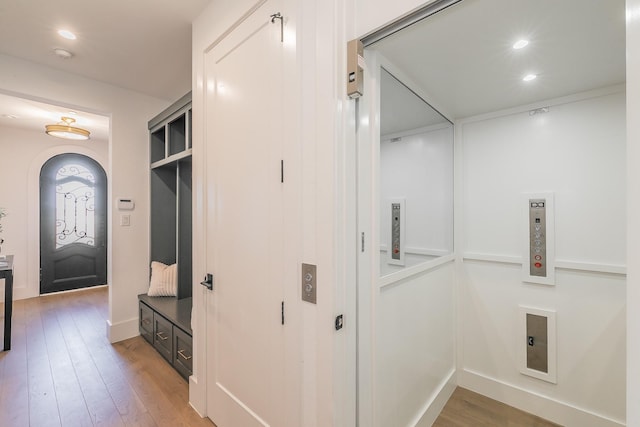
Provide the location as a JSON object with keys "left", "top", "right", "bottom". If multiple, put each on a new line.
{"left": 534, "top": 262, "right": 542, "bottom": 268}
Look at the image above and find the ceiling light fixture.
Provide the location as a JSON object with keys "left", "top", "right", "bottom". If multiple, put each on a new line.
{"left": 523, "top": 73, "right": 537, "bottom": 82}
{"left": 57, "top": 29, "right": 77, "bottom": 40}
{"left": 45, "top": 116, "right": 90, "bottom": 140}
{"left": 53, "top": 48, "right": 73, "bottom": 59}
{"left": 513, "top": 39, "right": 529, "bottom": 49}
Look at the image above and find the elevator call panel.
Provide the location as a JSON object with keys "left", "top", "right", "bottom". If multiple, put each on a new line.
{"left": 528, "top": 199, "right": 547, "bottom": 277}
{"left": 391, "top": 203, "right": 401, "bottom": 261}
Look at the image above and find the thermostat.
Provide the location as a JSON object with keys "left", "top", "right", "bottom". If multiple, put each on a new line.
{"left": 117, "top": 198, "right": 135, "bottom": 210}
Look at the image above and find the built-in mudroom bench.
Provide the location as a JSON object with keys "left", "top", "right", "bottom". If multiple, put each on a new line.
{"left": 138, "top": 294, "right": 193, "bottom": 379}
{"left": 139, "top": 92, "right": 193, "bottom": 380}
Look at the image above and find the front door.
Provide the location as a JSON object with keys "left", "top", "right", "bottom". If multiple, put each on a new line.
{"left": 40, "top": 153, "right": 107, "bottom": 294}
{"left": 204, "top": 1, "right": 288, "bottom": 426}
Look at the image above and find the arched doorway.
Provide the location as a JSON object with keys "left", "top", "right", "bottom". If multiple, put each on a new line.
{"left": 40, "top": 153, "right": 107, "bottom": 294}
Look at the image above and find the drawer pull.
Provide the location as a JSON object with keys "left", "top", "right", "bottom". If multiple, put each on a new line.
{"left": 156, "top": 331, "right": 169, "bottom": 341}
{"left": 177, "top": 349, "right": 192, "bottom": 361}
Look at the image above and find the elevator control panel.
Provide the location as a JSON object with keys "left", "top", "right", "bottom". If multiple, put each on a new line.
{"left": 391, "top": 203, "right": 401, "bottom": 261}
{"left": 528, "top": 199, "right": 547, "bottom": 277}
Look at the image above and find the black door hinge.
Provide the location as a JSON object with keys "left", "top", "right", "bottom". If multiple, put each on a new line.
{"left": 281, "top": 301, "right": 285, "bottom": 325}
{"left": 280, "top": 160, "right": 284, "bottom": 183}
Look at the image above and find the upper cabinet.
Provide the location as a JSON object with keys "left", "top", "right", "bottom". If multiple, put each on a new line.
{"left": 150, "top": 92, "right": 192, "bottom": 167}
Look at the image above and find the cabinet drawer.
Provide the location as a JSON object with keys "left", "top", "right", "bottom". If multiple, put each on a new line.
{"left": 173, "top": 327, "right": 193, "bottom": 379}
{"left": 139, "top": 302, "right": 154, "bottom": 344}
{"left": 153, "top": 313, "right": 173, "bottom": 362}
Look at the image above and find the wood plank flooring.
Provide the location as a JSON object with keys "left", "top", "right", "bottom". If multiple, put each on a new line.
{"left": 0, "top": 287, "right": 214, "bottom": 427}
{"left": 1, "top": 287, "right": 561, "bottom": 427}
{"left": 434, "top": 387, "right": 562, "bottom": 427}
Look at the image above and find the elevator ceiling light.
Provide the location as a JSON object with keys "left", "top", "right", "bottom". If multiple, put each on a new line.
{"left": 57, "top": 29, "right": 77, "bottom": 40}
{"left": 513, "top": 39, "right": 529, "bottom": 49}
{"left": 45, "top": 116, "right": 90, "bottom": 140}
{"left": 523, "top": 74, "right": 537, "bottom": 82}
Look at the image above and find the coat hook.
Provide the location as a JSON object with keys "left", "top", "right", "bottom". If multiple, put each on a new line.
{"left": 270, "top": 12, "right": 283, "bottom": 42}
{"left": 270, "top": 12, "right": 282, "bottom": 23}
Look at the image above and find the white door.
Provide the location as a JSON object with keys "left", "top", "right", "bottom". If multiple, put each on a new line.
{"left": 204, "top": 2, "right": 286, "bottom": 426}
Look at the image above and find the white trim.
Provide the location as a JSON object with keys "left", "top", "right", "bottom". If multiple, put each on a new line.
{"left": 462, "top": 252, "right": 627, "bottom": 276}
{"left": 379, "top": 254, "right": 454, "bottom": 288}
{"left": 188, "top": 376, "right": 207, "bottom": 419}
{"left": 412, "top": 369, "right": 456, "bottom": 427}
{"left": 459, "top": 369, "right": 625, "bottom": 427}
{"left": 381, "top": 121, "right": 452, "bottom": 141}
{"left": 458, "top": 84, "right": 625, "bottom": 124}
{"left": 203, "top": 0, "right": 268, "bottom": 54}
{"left": 555, "top": 260, "right": 627, "bottom": 275}
{"left": 380, "top": 244, "right": 451, "bottom": 258}
{"left": 462, "top": 252, "right": 522, "bottom": 265}
{"left": 106, "top": 317, "right": 139, "bottom": 343}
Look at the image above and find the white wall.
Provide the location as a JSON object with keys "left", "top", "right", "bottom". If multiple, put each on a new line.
{"left": 376, "top": 262, "right": 456, "bottom": 427}
{"left": 0, "top": 54, "right": 169, "bottom": 342}
{"left": 626, "top": 1, "right": 640, "bottom": 425}
{"left": 0, "top": 126, "right": 108, "bottom": 301}
{"left": 459, "top": 89, "right": 626, "bottom": 426}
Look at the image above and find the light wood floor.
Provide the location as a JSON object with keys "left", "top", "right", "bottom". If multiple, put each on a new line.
{"left": 0, "top": 286, "right": 214, "bottom": 427}
{"left": 1, "top": 287, "right": 560, "bottom": 427}
{"left": 434, "top": 387, "right": 561, "bottom": 427}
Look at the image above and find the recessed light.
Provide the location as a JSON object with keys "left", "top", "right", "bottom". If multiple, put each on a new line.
{"left": 513, "top": 39, "right": 529, "bottom": 50}
{"left": 53, "top": 48, "right": 74, "bottom": 59}
{"left": 523, "top": 74, "right": 537, "bottom": 82}
{"left": 57, "top": 29, "right": 77, "bottom": 40}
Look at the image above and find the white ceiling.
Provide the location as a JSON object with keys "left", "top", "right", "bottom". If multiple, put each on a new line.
{"left": 0, "top": 0, "right": 627, "bottom": 140}
{"left": 0, "top": 0, "right": 210, "bottom": 140}
{"left": 375, "top": 0, "right": 626, "bottom": 122}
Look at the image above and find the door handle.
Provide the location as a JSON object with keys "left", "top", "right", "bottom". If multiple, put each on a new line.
{"left": 200, "top": 273, "right": 214, "bottom": 290}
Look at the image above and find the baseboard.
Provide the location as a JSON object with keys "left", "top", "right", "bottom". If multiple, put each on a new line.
{"left": 11, "top": 286, "right": 39, "bottom": 302}
{"left": 413, "top": 369, "right": 457, "bottom": 427}
{"left": 458, "top": 369, "right": 625, "bottom": 427}
{"left": 106, "top": 317, "right": 139, "bottom": 343}
{"left": 189, "top": 375, "right": 207, "bottom": 418}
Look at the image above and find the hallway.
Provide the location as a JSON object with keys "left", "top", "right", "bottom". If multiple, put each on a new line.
{"left": 0, "top": 287, "right": 213, "bottom": 427}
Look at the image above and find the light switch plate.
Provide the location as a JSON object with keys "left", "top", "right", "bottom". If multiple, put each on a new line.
{"left": 301, "top": 263, "right": 316, "bottom": 304}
